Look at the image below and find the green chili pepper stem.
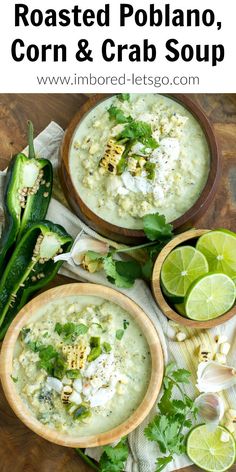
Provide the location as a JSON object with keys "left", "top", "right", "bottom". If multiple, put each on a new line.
{"left": 27, "top": 121, "right": 36, "bottom": 160}
{"left": 75, "top": 449, "right": 99, "bottom": 471}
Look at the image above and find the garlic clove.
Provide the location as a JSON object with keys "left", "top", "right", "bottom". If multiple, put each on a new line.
{"left": 72, "top": 236, "right": 109, "bottom": 265}
{"left": 54, "top": 230, "right": 109, "bottom": 265}
{"left": 194, "top": 392, "right": 224, "bottom": 430}
{"left": 196, "top": 361, "right": 236, "bottom": 393}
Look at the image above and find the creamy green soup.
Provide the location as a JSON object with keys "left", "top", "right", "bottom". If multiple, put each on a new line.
{"left": 12, "top": 296, "right": 151, "bottom": 436}
{"left": 70, "top": 93, "right": 210, "bottom": 229}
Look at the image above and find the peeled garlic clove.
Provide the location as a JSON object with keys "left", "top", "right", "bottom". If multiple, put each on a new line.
{"left": 195, "top": 393, "right": 224, "bottom": 430}
{"left": 196, "top": 361, "right": 236, "bottom": 393}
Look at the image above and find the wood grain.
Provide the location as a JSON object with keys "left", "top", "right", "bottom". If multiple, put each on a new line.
{"left": 152, "top": 229, "right": 236, "bottom": 328}
{"left": 0, "top": 93, "right": 235, "bottom": 471}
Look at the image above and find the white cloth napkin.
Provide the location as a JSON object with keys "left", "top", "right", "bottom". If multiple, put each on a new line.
{"left": 1, "top": 121, "right": 236, "bottom": 472}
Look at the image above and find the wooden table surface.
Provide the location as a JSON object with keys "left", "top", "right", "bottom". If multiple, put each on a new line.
{"left": 0, "top": 93, "right": 235, "bottom": 472}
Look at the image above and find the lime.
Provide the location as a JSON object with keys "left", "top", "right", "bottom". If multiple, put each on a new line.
{"left": 174, "top": 302, "right": 186, "bottom": 316}
{"left": 161, "top": 246, "right": 209, "bottom": 298}
{"left": 196, "top": 230, "right": 236, "bottom": 278}
{"left": 185, "top": 273, "right": 236, "bottom": 321}
{"left": 187, "top": 424, "right": 236, "bottom": 472}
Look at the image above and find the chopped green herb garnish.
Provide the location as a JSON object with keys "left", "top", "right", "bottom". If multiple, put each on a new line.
{"left": 27, "top": 340, "right": 42, "bottom": 352}
{"left": 87, "top": 346, "right": 102, "bottom": 362}
{"left": 55, "top": 322, "right": 88, "bottom": 342}
{"left": 90, "top": 336, "right": 100, "bottom": 348}
{"left": 108, "top": 106, "right": 132, "bottom": 124}
{"left": 103, "top": 342, "right": 112, "bottom": 353}
{"left": 73, "top": 403, "right": 92, "bottom": 422}
{"left": 116, "top": 121, "right": 158, "bottom": 150}
{"left": 11, "top": 375, "right": 18, "bottom": 383}
{"left": 145, "top": 161, "right": 156, "bottom": 180}
{"left": 118, "top": 93, "right": 130, "bottom": 102}
{"left": 21, "top": 327, "right": 30, "bottom": 340}
{"left": 116, "top": 329, "right": 124, "bottom": 340}
{"left": 66, "top": 369, "right": 81, "bottom": 379}
{"left": 123, "top": 320, "right": 129, "bottom": 330}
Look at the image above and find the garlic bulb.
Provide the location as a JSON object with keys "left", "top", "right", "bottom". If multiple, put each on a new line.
{"left": 195, "top": 393, "right": 224, "bottom": 429}
{"left": 54, "top": 231, "right": 109, "bottom": 265}
{"left": 196, "top": 361, "right": 236, "bottom": 393}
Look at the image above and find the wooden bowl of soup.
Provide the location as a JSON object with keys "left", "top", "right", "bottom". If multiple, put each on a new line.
{"left": 0, "top": 283, "right": 164, "bottom": 448}
{"left": 60, "top": 93, "right": 220, "bottom": 243}
{"left": 152, "top": 229, "right": 236, "bottom": 329}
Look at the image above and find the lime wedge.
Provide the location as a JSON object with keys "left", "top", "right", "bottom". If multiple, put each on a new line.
{"left": 174, "top": 302, "right": 186, "bottom": 316}
{"left": 161, "top": 246, "right": 209, "bottom": 298}
{"left": 185, "top": 273, "right": 236, "bottom": 320}
{"left": 187, "top": 424, "right": 236, "bottom": 472}
{"left": 196, "top": 230, "right": 236, "bottom": 278}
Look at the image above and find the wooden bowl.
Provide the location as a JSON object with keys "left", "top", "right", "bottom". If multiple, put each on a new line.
{"left": 152, "top": 229, "right": 236, "bottom": 329}
{"left": 0, "top": 283, "right": 164, "bottom": 448}
{"left": 60, "top": 93, "right": 220, "bottom": 244}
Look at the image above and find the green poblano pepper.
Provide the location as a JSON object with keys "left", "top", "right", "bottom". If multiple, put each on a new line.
{"left": 0, "top": 220, "right": 73, "bottom": 340}
{"left": 0, "top": 121, "right": 53, "bottom": 271}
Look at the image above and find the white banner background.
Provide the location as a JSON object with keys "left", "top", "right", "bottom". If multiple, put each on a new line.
{"left": 0, "top": 0, "right": 235, "bottom": 92}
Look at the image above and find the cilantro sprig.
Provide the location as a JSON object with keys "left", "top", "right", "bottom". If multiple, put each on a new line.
{"left": 82, "top": 212, "right": 173, "bottom": 288}
{"left": 55, "top": 322, "right": 88, "bottom": 342}
{"left": 76, "top": 437, "right": 129, "bottom": 472}
{"left": 144, "top": 363, "right": 197, "bottom": 472}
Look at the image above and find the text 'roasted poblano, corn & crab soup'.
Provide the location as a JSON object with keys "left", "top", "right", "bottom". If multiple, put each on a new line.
{"left": 70, "top": 93, "right": 210, "bottom": 229}
{"left": 12, "top": 295, "right": 151, "bottom": 436}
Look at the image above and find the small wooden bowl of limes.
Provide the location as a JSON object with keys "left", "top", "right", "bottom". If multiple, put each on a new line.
{"left": 152, "top": 229, "right": 236, "bottom": 328}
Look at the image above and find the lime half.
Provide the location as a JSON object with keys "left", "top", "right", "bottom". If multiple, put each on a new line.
{"left": 196, "top": 230, "right": 236, "bottom": 278}
{"left": 187, "top": 424, "right": 236, "bottom": 472}
{"left": 185, "top": 273, "right": 236, "bottom": 321}
{"left": 161, "top": 246, "right": 209, "bottom": 298}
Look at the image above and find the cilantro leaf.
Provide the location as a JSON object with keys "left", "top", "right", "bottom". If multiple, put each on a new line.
{"left": 99, "top": 437, "right": 129, "bottom": 472}
{"left": 145, "top": 415, "right": 185, "bottom": 455}
{"left": 116, "top": 329, "right": 124, "bottom": 340}
{"left": 55, "top": 322, "right": 88, "bottom": 342}
{"left": 103, "top": 256, "right": 135, "bottom": 288}
{"left": 115, "top": 260, "right": 142, "bottom": 280}
{"left": 143, "top": 213, "right": 174, "bottom": 241}
{"left": 155, "top": 456, "right": 172, "bottom": 472}
{"left": 108, "top": 106, "right": 132, "bottom": 124}
{"left": 117, "top": 121, "right": 158, "bottom": 150}
{"left": 118, "top": 93, "right": 130, "bottom": 102}
{"left": 86, "top": 250, "right": 104, "bottom": 261}
{"left": 171, "top": 368, "right": 191, "bottom": 384}
{"left": 145, "top": 363, "right": 196, "bottom": 472}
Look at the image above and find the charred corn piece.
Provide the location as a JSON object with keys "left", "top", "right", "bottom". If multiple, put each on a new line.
{"left": 61, "top": 385, "right": 73, "bottom": 404}
{"left": 220, "top": 342, "right": 231, "bottom": 356}
{"left": 100, "top": 139, "right": 125, "bottom": 174}
{"left": 215, "top": 334, "right": 228, "bottom": 344}
{"left": 63, "top": 343, "right": 87, "bottom": 370}
{"left": 198, "top": 345, "right": 212, "bottom": 362}
{"left": 127, "top": 157, "right": 138, "bottom": 174}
